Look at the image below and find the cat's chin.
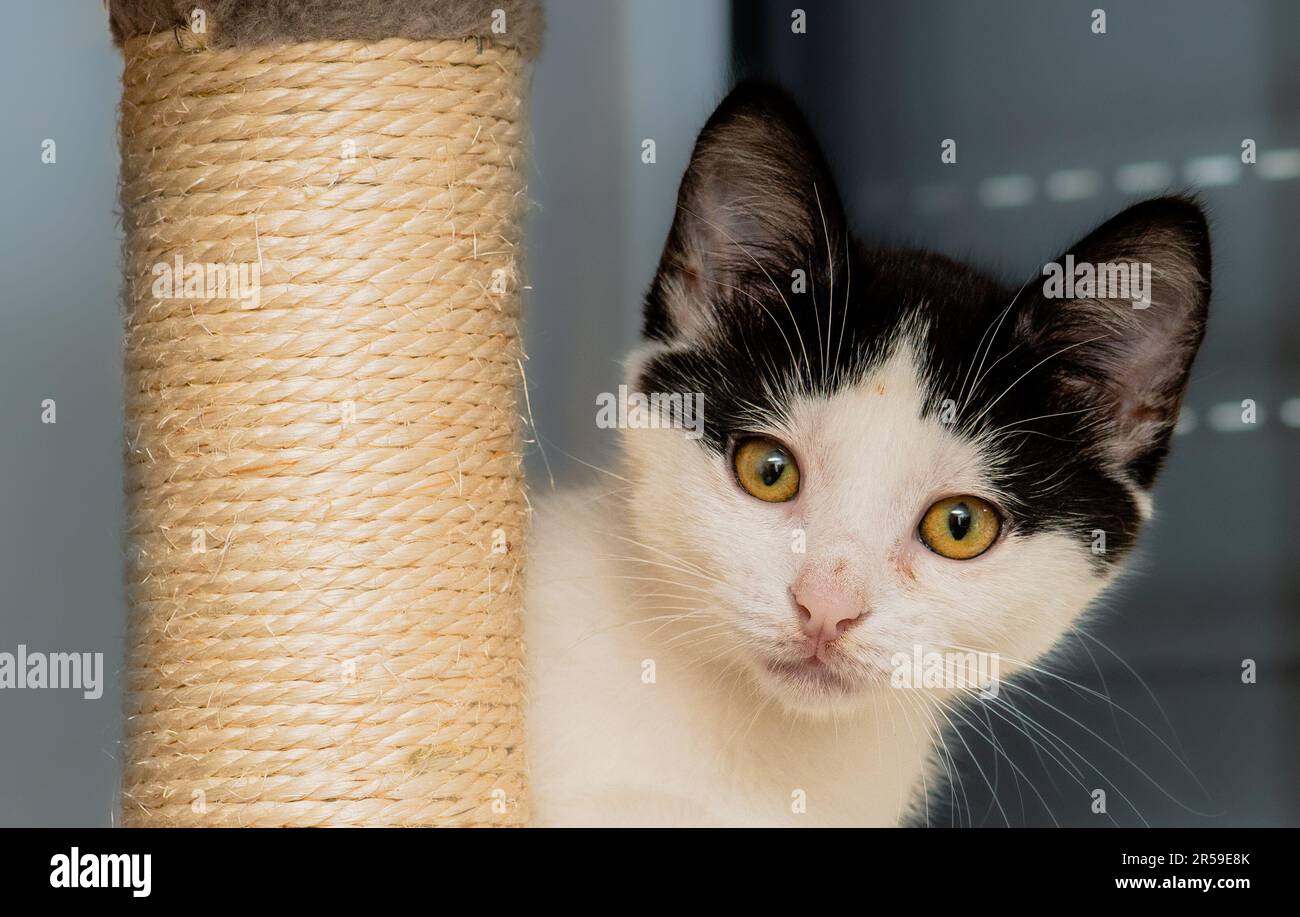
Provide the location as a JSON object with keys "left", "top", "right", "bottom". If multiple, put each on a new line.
{"left": 749, "top": 654, "right": 879, "bottom": 715}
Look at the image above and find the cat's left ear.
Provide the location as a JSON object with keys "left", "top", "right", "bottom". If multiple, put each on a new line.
{"left": 643, "top": 81, "right": 847, "bottom": 343}
{"left": 1015, "top": 196, "right": 1211, "bottom": 488}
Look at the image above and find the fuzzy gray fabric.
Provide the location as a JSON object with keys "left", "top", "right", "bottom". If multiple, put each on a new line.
{"left": 108, "top": 0, "right": 543, "bottom": 57}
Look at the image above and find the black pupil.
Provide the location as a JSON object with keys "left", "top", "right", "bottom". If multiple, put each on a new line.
{"left": 759, "top": 451, "right": 786, "bottom": 487}
{"left": 947, "top": 503, "right": 972, "bottom": 540}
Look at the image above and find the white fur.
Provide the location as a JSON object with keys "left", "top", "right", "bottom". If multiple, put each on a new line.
{"left": 524, "top": 340, "right": 1119, "bottom": 826}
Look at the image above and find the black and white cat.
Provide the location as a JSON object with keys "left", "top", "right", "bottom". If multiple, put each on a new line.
{"left": 524, "top": 82, "right": 1210, "bottom": 826}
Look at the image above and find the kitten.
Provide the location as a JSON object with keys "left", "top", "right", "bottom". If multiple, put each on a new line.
{"left": 524, "top": 82, "right": 1210, "bottom": 826}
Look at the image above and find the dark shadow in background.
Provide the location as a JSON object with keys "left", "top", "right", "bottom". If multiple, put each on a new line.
{"left": 735, "top": 0, "right": 1298, "bottom": 826}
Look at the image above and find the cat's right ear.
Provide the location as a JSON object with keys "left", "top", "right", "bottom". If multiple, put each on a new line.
{"left": 643, "top": 81, "right": 847, "bottom": 343}
{"left": 1013, "top": 196, "right": 1211, "bottom": 489}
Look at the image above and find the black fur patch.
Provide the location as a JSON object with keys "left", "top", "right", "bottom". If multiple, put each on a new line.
{"left": 638, "top": 82, "right": 1211, "bottom": 565}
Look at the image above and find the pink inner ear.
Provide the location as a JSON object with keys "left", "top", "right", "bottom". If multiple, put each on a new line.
{"left": 1052, "top": 308, "right": 1196, "bottom": 468}
{"left": 1017, "top": 199, "right": 1209, "bottom": 475}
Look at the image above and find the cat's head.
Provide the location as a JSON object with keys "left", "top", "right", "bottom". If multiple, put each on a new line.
{"left": 621, "top": 82, "right": 1210, "bottom": 715}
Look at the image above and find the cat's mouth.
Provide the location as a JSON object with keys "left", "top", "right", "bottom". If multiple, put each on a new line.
{"left": 761, "top": 655, "right": 860, "bottom": 696}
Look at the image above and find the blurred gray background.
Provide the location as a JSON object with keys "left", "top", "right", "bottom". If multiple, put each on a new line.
{"left": 0, "top": 0, "right": 1294, "bottom": 826}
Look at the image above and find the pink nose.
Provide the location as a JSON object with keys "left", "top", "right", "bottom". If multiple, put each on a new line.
{"left": 792, "top": 579, "right": 864, "bottom": 643}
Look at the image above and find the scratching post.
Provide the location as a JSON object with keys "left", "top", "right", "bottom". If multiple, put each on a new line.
{"left": 110, "top": 1, "right": 540, "bottom": 826}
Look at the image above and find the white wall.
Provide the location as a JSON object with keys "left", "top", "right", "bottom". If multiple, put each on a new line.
{"left": 523, "top": 0, "right": 730, "bottom": 483}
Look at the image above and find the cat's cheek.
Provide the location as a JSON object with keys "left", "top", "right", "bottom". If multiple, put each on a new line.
{"left": 622, "top": 424, "right": 797, "bottom": 591}
{"left": 889, "top": 527, "right": 1108, "bottom": 679}
{"left": 978, "top": 529, "right": 1116, "bottom": 671}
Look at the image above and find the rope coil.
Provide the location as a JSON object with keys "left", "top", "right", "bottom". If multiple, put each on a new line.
{"left": 118, "top": 30, "right": 529, "bottom": 827}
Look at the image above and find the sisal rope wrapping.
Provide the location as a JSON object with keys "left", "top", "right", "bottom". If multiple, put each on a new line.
{"left": 118, "top": 29, "right": 530, "bottom": 826}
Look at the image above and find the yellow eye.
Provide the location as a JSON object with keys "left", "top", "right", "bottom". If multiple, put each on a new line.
{"left": 918, "top": 495, "right": 1001, "bottom": 560}
{"left": 732, "top": 435, "right": 800, "bottom": 503}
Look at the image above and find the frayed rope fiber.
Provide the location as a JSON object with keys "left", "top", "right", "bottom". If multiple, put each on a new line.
{"left": 118, "top": 28, "right": 530, "bottom": 826}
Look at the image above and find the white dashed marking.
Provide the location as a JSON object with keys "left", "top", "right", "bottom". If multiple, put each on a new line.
{"left": 1258, "top": 148, "right": 1300, "bottom": 181}
{"left": 1045, "top": 169, "right": 1103, "bottom": 202}
{"left": 1279, "top": 397, "right": 1300, "bottom": 428}
{"left": 978, "top": 175, "right": 1035, "bottom": 208}
{"left": 1115, "top": 161, "right": 1173, "bottom": 194}
{"left": 1207, "top": 401, "right": 1263, "bottom": 432}
{"left": 1184, "top": 155, "right": 1242, "bottom": 187}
